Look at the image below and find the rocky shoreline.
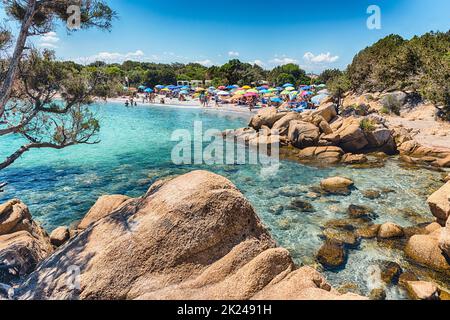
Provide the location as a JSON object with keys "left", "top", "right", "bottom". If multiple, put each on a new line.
{"left": 1, "top": 97, "right": 449, "bottom": 300}
{"left": 1, "top": 169, "right": 449, "bottom": 300}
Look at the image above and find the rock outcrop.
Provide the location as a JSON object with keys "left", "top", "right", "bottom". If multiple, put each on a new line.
{"left": 427, "top": 181, "right": 450, "bottom": 226}
{"left": 15, "top": 171, "right": 364, "bottom": 300}
{"left": 0, "top": 200, "right": 53, "bottom": 288}
{"left": 77, "top": 195, "right": 131, "bottom": 230}
{"left": 320, "top": 177, "right": 354, "bottom": 195}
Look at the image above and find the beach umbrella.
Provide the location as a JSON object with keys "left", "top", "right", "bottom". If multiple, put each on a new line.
{"left": 180, "top": 90, "right": 189, "bottom": 95}
{"left": 181, "top": 85, "right": 190, "bottom": 89}
{"left": 275, "top": 87, "right": 284, "bottom": 91}
{"left": 280, "top": 90, "right": 291, "bottom": 95}
{"left": 317, "top": 89, "right": 329, "bottom": 95}
{"left": 144, "top": 88, "right": 153, "bottom": 93}
{"left": 246, "top": 89, "right": 259, "bottom": 93}
{"left": 160, "top": 88, "right": 170, "bottom": 92}
{"left": 285, "top": 87, "right": 295, "bottom": 91}
{"left": 195, "top": 87, "right": 206, "bottom": 92}
{"left": 167, "top": 85, "right": 177, "bottom": 90}
{"left": 311, "top": 94, "right": 329, "bottom": 105}
{"left": 301, "top": 91, "right": 313, "bottom": 96}
{"left": 264, "top": 92, "right": 275, "bottom": 97}
{"left": 270, "top": 97, "right": 283, "bottom": 103}
{"left": 155, "top": 85, "right": 165, "bottom": 89}
{"left": 244, "top": 92, "right": 258, "bottom": 97}
{"left": 235, "top": 90, "right": 246, "bottom": 95}
{"left": 218, "top": 86, "right": 227, "bottom": 90}
{"left": 242, "top": 85, "right": 252, "bottom": 90}
{"left": 317, "top": 84, "right": 326, "bottom": 88}
{"left": 259, "top": 89, "right": 269, "bottom": 94}
{"left": 138, "top": 85, "right": 146, "bottom": 90}
{"left": 301, "top": 85, "right": 311, "bottom": 90}
{"left": 217, "top": 91, "right": 230, "bottom": 96}
{"left": 283, "top": 83, "right": 294, "bottom": 88}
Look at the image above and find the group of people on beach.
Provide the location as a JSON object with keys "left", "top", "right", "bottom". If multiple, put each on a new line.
{"left": 123, "top": 83, "right": 326, "bottom": 114}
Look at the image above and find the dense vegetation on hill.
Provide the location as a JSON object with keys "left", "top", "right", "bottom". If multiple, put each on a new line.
{"left": 73, "top": 59, "right": 314, "bottom": 90}
{"left": 324, "top": 31, "right": 450, "bottom": 119}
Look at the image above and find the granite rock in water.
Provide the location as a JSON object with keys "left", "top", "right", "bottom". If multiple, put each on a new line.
{"left": 16, "top": 171, "right": 364, "bottom": 300}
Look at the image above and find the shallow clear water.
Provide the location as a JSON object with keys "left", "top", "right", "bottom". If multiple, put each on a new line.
{"left": 0, "top": 102, "right": 447, "bottom": 298}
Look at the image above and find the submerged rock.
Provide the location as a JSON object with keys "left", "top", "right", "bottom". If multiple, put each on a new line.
{"left": 320, "top": 177, "right": 354, "bottom": 195}
{"left": 289, "top": 199, "right": 315, "bottom": 213}
{"left": 379, "top": 261, "right": 402, "bottom": 284}
{"left": 361, "top": 190, "right": 382, "bottom": 200}
{"left": 378, "top": 222, "right": 404, "bottom": 239}
{"left": 317, "top": 240, "right": 347, "bottom": 269}
{"left": 356, "top": 225, "right": 380, "bottom": 239}
{"left": 348, "top": 205, "right": 375, "bottom": 219}
{"left": 369, "top": 288, "right": 386, "bottom": 300}
{"left": 322, "top": 228, "right": 358, "bottom": 247}
{"left": 15, "top": 171, "right": 361, "bottom": 300}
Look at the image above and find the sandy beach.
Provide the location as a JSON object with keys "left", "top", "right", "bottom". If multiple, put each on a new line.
{"left": 105, "top": 96, "right": 257, "bottom": 118}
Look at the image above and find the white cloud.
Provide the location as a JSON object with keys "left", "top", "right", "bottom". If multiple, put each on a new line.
{"left": 250, "top": 60, "right": 265, "bottom": 67}
{"left": 74, "top": 50, "right": 146, "bottom": 64}
{"left": 228, "top": 51, "right": 240, "bottom": 57}
{"left": 39, "top": 31, "right": 60, "bottom": 48}
{"left": 195, "top": 59, "right": 213, "bottom": 67}
{"left": 303, "top": 52, "right": 339, "bottom": 63}
{"left": 269, "top": 57, "right": 298, "bottom": 65}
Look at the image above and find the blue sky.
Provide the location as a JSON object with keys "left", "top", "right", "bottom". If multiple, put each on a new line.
{"left": 3, "top": 0, "right": 450, "bottom": 72}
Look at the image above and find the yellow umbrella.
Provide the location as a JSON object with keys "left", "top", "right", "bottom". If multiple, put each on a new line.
{"left": 195, "top": 87, "right": 206, "bottom": 92}
{"left": 242, "top": 85, "right": 251, "bottom": 90}
{"left": 160, "top": 88, "right": 170, "bottom": 92}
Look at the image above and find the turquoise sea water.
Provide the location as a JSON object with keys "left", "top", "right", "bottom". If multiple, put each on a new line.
{"left": 0, "top": 102, "right": 448, "bottom": 298}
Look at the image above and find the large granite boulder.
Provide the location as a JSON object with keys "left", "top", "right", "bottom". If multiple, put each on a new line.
{"left": 440, "top": 219, "right": 450, "bottom": 258}
{"left": 77, "top": 195, "right": 131, "bottom": 230}
{"left": 298, "top": 146, "right": 344, "bottom": 165}
{"left": 16, "top": 171, "right": 361, "bottom": 300}
{"left": 312, "top": 102, "right": 338, "bottom": 123}
{"left": 427, "top": 181, "right": 450, "bottom": 226}
{"left": 335, "top": 119, "right": 369, "bottom": 152}
{"left": 288, "top": 121, "right": 320, "bottom": 148}
{"left": 249, "top": 107, "right": 284, "bottom": 130}
{"left": 405, "top": 229, "right": 450, "bottom": 273}
{"left": 0, "top": 200, "right": 53, "bottom": 287}
{"left": 272, "top": 113, "right": 302, "bottom": 136}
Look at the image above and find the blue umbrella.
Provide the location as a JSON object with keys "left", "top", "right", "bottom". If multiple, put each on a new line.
{"left": 301, "top": 85, "right": 311, "bottom": 90}
{"left": 275, "top": 87, "right": 284, "bottom": 91}
{"left": 311, "top": 94, "right": 329, "bottom": 105}
{"left": 180, "top": 90, "right": 189, "bottom": 95}
{"left": 155, "top": 85, "right": 165, "bottom": 89}
{"left": 144, "top": 88, "right": 153, "bottom": 93}
{"left": 270, "top": 97, "right": 283, "bottom": 103}
{"left": 138, "top": 85, "right": 146, "bottom": 90}
{"left": 283, "top": 83, "right": 294, "bottom": 88}
{"left": 167, "top": 85, "right": 177, "bottom": 90}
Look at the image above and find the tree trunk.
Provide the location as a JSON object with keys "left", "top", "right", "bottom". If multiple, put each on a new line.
{"left": 0, "top": 0, "right": 37, "bottom": 117}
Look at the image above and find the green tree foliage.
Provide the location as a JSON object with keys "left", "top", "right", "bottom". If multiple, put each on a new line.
{"left": 268, "top": 63, "right": 310, "bottom": 86}
{"left": 346, "top": 31, "right": 450, "bottom": 118}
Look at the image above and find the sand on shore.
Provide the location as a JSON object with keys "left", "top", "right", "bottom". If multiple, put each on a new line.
{"left": 104, "top": 96, "right": 257, "bottom": 118}
{"left": 386, "top": 104, "right": 450, "bottom": 151}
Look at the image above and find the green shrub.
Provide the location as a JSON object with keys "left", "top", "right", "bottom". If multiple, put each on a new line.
{"left": 382, "top": 95, "right": 402, "bottom": 115}
{"left": 360, "top": 118, "right": 376, "bottom": 132}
